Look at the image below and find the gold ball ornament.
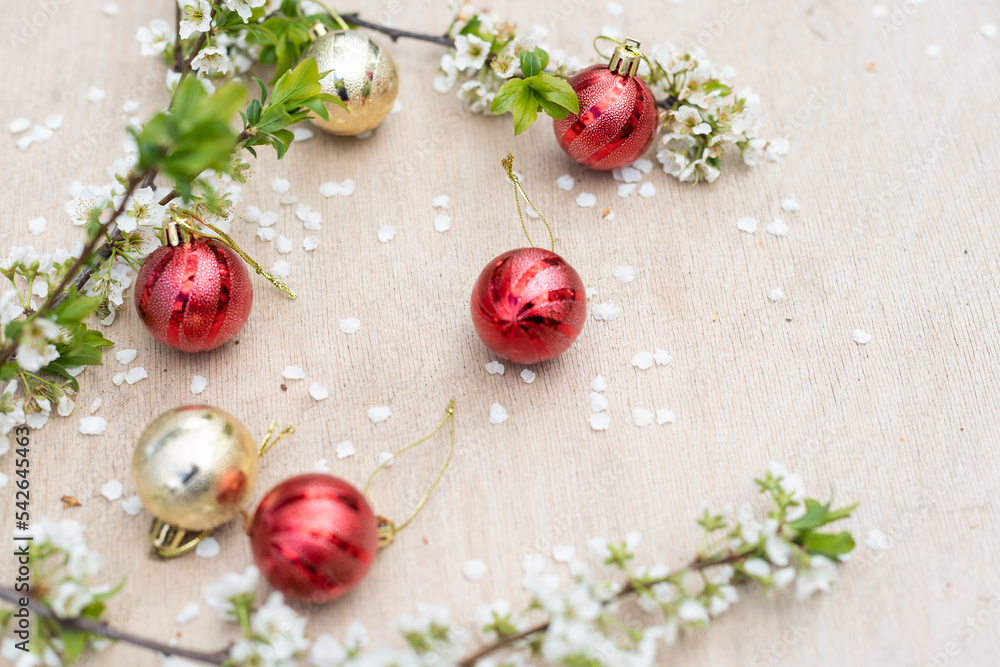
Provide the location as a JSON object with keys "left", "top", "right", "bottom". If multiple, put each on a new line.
{"left": 132, "top": 405, "right": 259, "bottom": 532}
{"left": 304, "top": 28, "right": 399, "bottom": 136}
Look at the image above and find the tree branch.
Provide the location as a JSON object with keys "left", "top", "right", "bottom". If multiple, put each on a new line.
{"left": 340, "top": 13, "right": 455, "bottom": 47}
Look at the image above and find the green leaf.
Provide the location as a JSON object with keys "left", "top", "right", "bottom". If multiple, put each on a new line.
{"left": 61, "top": 628, "right": 89, "bottom": 662}
{"left": 825, "top": 502, "right": 859, "bottom": 523}
{"left": 789, "top": 499, "right": 829, "bottom": 531}
{"left": 519, "top": 49, "right": 543, "bottom": 78}
{"left": 533, "top": 73, "right": 579, "bottom": 114}
{"left": 511, "top": 85, "right": 539, "bottom": 136}
{"left": 491, "top": 79, "right": 523, "bottom": 115}
{"left": 799, "top": 530, "right": 855, "bottom": 558}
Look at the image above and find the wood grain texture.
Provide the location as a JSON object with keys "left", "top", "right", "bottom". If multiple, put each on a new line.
{"left": 1, "top": 1, "right": 998, "bottom": 665}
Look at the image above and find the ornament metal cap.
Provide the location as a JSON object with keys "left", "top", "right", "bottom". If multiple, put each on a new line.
{"left": 609, "top": 37, "right": 642, "bottom": 77}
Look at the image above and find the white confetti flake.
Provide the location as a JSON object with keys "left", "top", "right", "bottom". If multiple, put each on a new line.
{"left": 257, "top": 227, "right": 276, "bottom": 241}
{"left": 190, "top": 375, "right": 208, "bottom": 395}
{"left": 276, "top": 235, "right": 293, "bottom": 254}
{"left": 16, "top": 136, "right": 33, "bottom": 151}
{"left": 283, "top": 365, "right": 306, "bottom": 380}
{"left": 767, "top": 219, "right": 790, "bottom": 236}
{"left": 769, "top": 287, "right": 785, "bottom": 302}
{"left": 336, "top": 441, "right": 355, "bottom": 459}
{"left": 112, "top": 373, "right": 126, "bottom": 386}
{"left": 309, "top": 383, "right": 329, "bottom": 401}
{"left": 29, "top": 125, "right": 53, "bottom": 144}
{"left": 378, "top": 451, "right": 395, "bottom": 467}
{"left": 258, "top": 211, "right": 278, "bottom": 227}
{"left": 656, "top": 409, "right": 676, "bottom": 424}
{"left": 589, "top": 412, "right": 611, "bottom": 431}
{"left": 606, "top": 1, "right": 624, "bottom": 17}
{"left": 115, "top": 349, "right": 137, "bottom": 365}
{"left": 314, "top": 459, "right": 330, "bottom": 473}
{"left": 125, "top": 367, "right": 148, "bottom": 384}
{"left": 319, "top": 181, "right": 341, "bottom": 197}
{"left": 632, "top": 351, "right": 654, "bottom": 370}
{"left": 871, "top": 5, "right": 889, "bottom": 18}
{"left": 122, "top": 99, "right": 140, "bottom": 113}
{"left": 44, "top": 114, "right": 63, "bottom": 130}
{"left": 654, "top": 348, "right": 673, "bottom": 366}
{"left": 27, "top": 217, "right": 46, "bottom": 236}
{"left": 292, "top": 126, "right": 314, "bottom": 142}
{"left": 89, "top": 398, "right": 102, "bottom": 413}
{"left": 0, "top": 472, "right": 7, "bottom": 489}
{"left": 520, "top": 369, "right": 536, "bottom": 384}
{"left": 632, "top": 158, "right": 653, "bottom": 173}
{"left": 576, "top": 192, "right": 597, "bottom": 208}
{"left": 175, "top": 603, "right": 200, "bottom": 625}
{"left": 102, "top": 3, "right": 119, "bottom": 16}
{"left": 620, "top": 167, "right": 642, "bottom": 183}
{"left": 489, "top": 403, "right": 508, "bottom": 425}
{"left": 781, "top": 196, "right": 801, "bottom": 212}
{"left": 269, "top": 260, "right": 290, "bottom": 277}
{"left": 852, "top": 328, "right": 872, "bottom": 345}
{"left": 195, "top": 537, "right": 220, "bottom": 558}
{"left": 368, "top": 406, "right": 391, "bottom": 423}
{"left": 122, "top": 495, "right": 143, "bottom": 516}
{"left": 585, "top": 287, "right": 596, "bottom": 299}
{"left": 924, "top": 43, "right": 942, "bottom": 58}
{"left": 602, "top": 209, "right": 615, "bottom": 221}
{"left": 391, "top": 100, "right": 403, "bottom": 114}
{"left": 462, "top": 559, "right": 487, "bottom": 581}
{"left": 556, "top": 174, "right": 575, "bottom": 191}
{"left": 271, "top": 178, "right": 291, "bottom": 194}
{"left": 9, "top": 118, "right": 30, "bottom": 134}
{"left": 86, "top": 86, "right": 107, "bottom": 103}
{"left": 340, "top": 179, "right": 356, "bottom": 196}
{"left": 737, "top": 216, "right": 758, "bottom": 233}
{"left": 613, "top": 265, "right": 635, "bottom": 283}
{"left": 982, "top": 23, "right": 998, "bottom": 38}
{"left": 591, "top": 375, "right": 608, "bottom": 392}
{"left": 282, "top": 195, "right": 298, "bottom": 205}
{"left": 588, "top": 391, "right": 609, "bottom": 413}
{"left": 592, "top": 303, "right": 620, "bottom": 321}
{"left": 100, "top": 479, "right": 123, "bottom": 501}
{"left": 339, "top": 317, "right": 361, "bottom": 334}
{"left": 552, "top": 544, "right": 576, "bottom": 562}
{"left": 377, "top": 225, "right": 396, "bottom": 243}
{"left": 432, "top": 195, "right": 450, "bottom": 209}
{"left": 303, "top": 236, "right": 319, "bottom": 250}
{"left": 617, "top": 183, "right": 637, "bottom": 198}
{"left": 638, "top": 182, "right": 657, "bottom": 198}
{"left": 434, "top": 215, "right": 452, "bottom": 232}
{"left": 633, "top": 407, "right": 654, "bottom": 427}
{"left": 865, "top": 529, "right": 889, "bottom": 551}
{"left": 485, "top": 361, "right": 505, "bottom": 376}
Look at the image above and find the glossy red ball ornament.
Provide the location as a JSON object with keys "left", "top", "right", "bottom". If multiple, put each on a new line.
{"left": 134, "top": 237, "right": 253, "bottom": 353}
{"left": 553, "top": 39, "right": 658, "bottom": 171}
{"left": 470, "top": 248, "right": 587, "bottom": 364}
{"left": 249, "top": 474, "right": 379, "bottom": 603}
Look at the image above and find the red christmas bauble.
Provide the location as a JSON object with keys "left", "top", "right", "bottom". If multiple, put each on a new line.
{"left": 249, "top": 474, "right": 379, "bottom": 603}
{"left": 553, "top": 64, "right": 658, "bottom": 171}
{"left": 470, "top": 248, "right": 587, "bottom": 364}
{"left": 134, "top": 238, "right": 253, "bottom": 353}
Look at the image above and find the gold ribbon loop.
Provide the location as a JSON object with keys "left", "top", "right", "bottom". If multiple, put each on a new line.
{"left": 501, "top": 154, "right": 555, "bottom": 252}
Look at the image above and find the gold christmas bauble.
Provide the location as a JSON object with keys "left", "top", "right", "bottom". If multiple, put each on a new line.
{"left": 304, "top": 29, "right": 399, "bottom": 136}
{"left": 132, "top": 405, "right": 258, "bottom": 532}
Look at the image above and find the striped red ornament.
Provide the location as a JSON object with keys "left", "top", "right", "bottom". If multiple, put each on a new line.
{"left": 134, "top": 237, "right": 253, "bottom": 353}
{"left": 553, "top": 39, "right": 658, "bottom": 171}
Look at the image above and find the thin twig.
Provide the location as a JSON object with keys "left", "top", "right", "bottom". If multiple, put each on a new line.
{"left": 0, "top": 588, "right": 229, "bottom": 665}
{"left": 340, "top": 12, "right": 455, "bottom": 47}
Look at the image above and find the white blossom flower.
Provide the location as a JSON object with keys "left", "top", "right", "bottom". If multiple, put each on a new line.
{"left": 205, "top": 565, "right": 259, "bottom": 619}
{"left": 433, "top": 53, "right": 458, "bottom": 93}
{"left": 762, "top": 518, "right": 793, "bottom": 567}
{"left": 179, "top": 1, "right": 213, "bottom": 39}
{"left": 453, "top": 34, "right": 490, "bottom": 72}
{"left": 226, "top": 0, "right": 266, "bottom": 22}
{"left": 191, "top": 46, "right": 231, "bottom": 76}
{"left": 0, "top": 290, "right": 24, "bottom": 326}
{"left": 65, "top": 187, "right": 109, "bottom": 226}
{"left": 135, "top": 19, "right": 174, "bottom": 57}
{"left": 795, "top": 555, "right": 838, "bottom": 599}
{"left": 115, "top": 187, "right": 165, "bottom": 233}
{"left": 16, "top": 317, "right": 62, "bottom": 372}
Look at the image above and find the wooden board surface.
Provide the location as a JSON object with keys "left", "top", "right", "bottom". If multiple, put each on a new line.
{"left": 1, "top": 1, "right": 999, "bottom": 665}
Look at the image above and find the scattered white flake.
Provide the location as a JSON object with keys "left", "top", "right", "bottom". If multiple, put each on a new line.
{"left": 865, "top": 529, "right": 889, "bottom": 551}
{"left": 552, "top": 544, "right": 576, "bottom": 562}
{"left": 592, "top": 303, "right": 620, "bottom": 321}
{"left": 89, "top": 398, "right": 102, "bottom": 413}
{"left": 485, "top": 361, "right": 505, "bottom": 375}
{"left": 292, "top": 126, "right": 314, "bottom": 142}
{"left": 632, "top": 407, "right": 654, "bottom": 427}
{"left": 522, "top": 553, "right": 545, "bottom": 573}
{"left": 122, "top": 495, "right": 143, "bottom": 516}
{"left": 29, "top": 125, "right": 53, "bottom": 143}
{"left": 526, "top": 206, "right": 540, "bottom": 219}
{"left": 924, "top": 43, "right": 942, "bottom": 58}
{"left": 283, "top": 365, "right": 306, "bottom": 380}
{"left": 871, "top": 5, "right": 889, "bottom": 18}
{"left": 656, "top": 409, "right": 676, "bottom": 424}
{"left": 620, "top": 167, "right": 642, "bottom": 183}
{"left": 339, "top": 317, "right": 361, "bottom": 334}
{"left": 602, "top": 209, "right": 615, "bottom": 221}
{"left": 276, "top": 235, "right": 293, "bottom": 254}
{"left": 303, "top": 236, "right": 319, "bottom": 251}
{"left": 336, "top": 441, "right": 355, "bottom": 459}
{"left": 378, "top": 451, "right": 395, "bottom": 467}
{"left": 632, "top": 351, "right": 654, "bottom": 370}
{"left": 617, "top": 183, "right": 637, "bottom": 198}
{"left": 27, "top": 217, "right": 46, "bottom": 236}
{"left": 589, "top": 412, "right": 611, "bottom": 431}
{"left": 87, "top": 86, "right": 107, "bottom": 103}
{"left": 654, "top": 348, "right": 673, "bottom": 365}
{"left": 281, "top": 195, "right": 298, "bottom": 205}
{"left": 489, "top": 403, "right": 509, "bottom": 425}
{"left": 556, "top": 174, "right": 575, "bottom": 191}
{"left": 100, "top": 479, "right": 123, "bottom": 501}
{"left": 269, "top": 260, "right": 290, "bottom": 277}
{"left": 102, "top": 3, "right": 119, "bottom": 16}
{"left": 115, "top": 349, "right": 137, "bottom": 365}
{"left": 434, "top": 215, "right": 452, "bottom": 232}
{"left": 638, "top": 182, "right": 657, "bottom": 198}
{"left": 45, "top": 114, "right": 63, "bottom": 130}
{"left": 0, "top": 472, "right": 7, "bottom": 489}
{"left": 195, "top": 537, "right": 221, "bottom": 558}
{"left": 340, "top": 179, "right": 356, "bottom": 196}
{"left": 588, "top": 392, "right": 609, "bottom": 413}
{"left": 16, "top": 136, "right": 33, "bottom": 152}
{"left": 313, "top": 459, "right": 330, "bottom": 473}
{"left": 767, "top": 218, "right": 789, "bottom": 236}
{"left": 175, "top": 603, "right": 200, "bottom": 625}
{"left": 356, "top": 130, "right": 374, "bottom": 140}
{"left": 190, "top": 375, "right": 208, "bottom": 395}
{"left": 462, "top": 559, "right": 487, "bottom": 581}
{"left": 271, "top": 178, "right": 291, "bottom": 194}
{"left": 591, "top": 375, "right": 608, "bottom": 392}
{"left": 244, "top": 205, "right": 261, "bottom": 223}
{"left": 9, "top": 118, "right": 30, "bottom": 134}
{"left": 125, "top": 367, "right": 148, "bottom": 384}
{"left": 257, "top": 227, "right": 276, "bottom": 241}
{"left": 769, "top": 287, "right": 785, "bottom": 302}
{"left": 432, "top": 195, "right": 450, "bottom": 209}
{"left": 982, "top": 23, "right": 998, "bottom": 38}
{"left": 576, "top": 192, "right": 597, "bottom": 208}
{"left": 781, "top": 196, "right": 801, "bottom": 212}
{"left": 585, "top": 287, "right": 596, "bottom": 299}
{"left": 368, "top": 406, "right": 391, "bottom": 423}
{"left": 391, "top": 99, "right": 403, "bottom": 114}
{"left": 852, "top": 328, "right": 872, "bottom": 345}
{"left": 258, "top": 211, "right": 278, "bottom": 227}
{"left": 319, "top": 181, "right": 341, "bottom": 197}
{"left": 520, "top": 369, "right": 536, "bottom": 384}
{"left": 737, "top": 216, "right": 758, "bottom": 233}
{"left": 112, "top": 373, "right": 126, "bottom": 386}
{"left": 122, "top": 99, "right": 140, "bottom": 113}
{"left": 606, "top": 1, "right": 624, "bottom": 17}
{"left": 377, "top": 225, "right": 396, "bottom": 242}
{"left": 613, "top": 265, "right": 635, "bottom": 283}
{"left": 632, "top": 158, "right": 654, "bottom": 173}
{"left": 309, "top": 383, "right": 329, "bottom": 401}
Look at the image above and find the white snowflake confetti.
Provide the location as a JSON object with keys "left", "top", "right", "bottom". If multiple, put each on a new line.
{"left": 314, "top": 459, "right": 330, "bottom": 473}
{"left": 485, "top": 361, "right": 505, "bottom": 375}
{"left": 614, "top": 265, "right": 635, "bottom": 283}
{"left": 271, "top": 178, "right": 291, "bottom": 194}
{"left": 769, "top": 287, "right": 785, "bottom": 302}
{"left": 576, "top": 192, "right": 597, "bottom": 208}
{"left": 632, "top": 407, "right": 654, "bottom": 427}
{"left": 767, "top": 219, "right": 789, "bottom": 236}
{"left": 781, "top": 196, "right": 801, "bottom": 212}
{"left": 432, "top": 195, "right": 450, "bottom": 209}
{"left": 276, "top": 235, "right": 293, "bottom": 254}
{"left": 852, "top": 329, "right": 872, "bottom": 345}
{"left": 620, "top": 167, "right": 642, "bottom": 183}
{"left": 102, "top": 3, "right": 119, "bottom": 16}
{"left": 638, "top": 182, "right": 657, "bottom": 198}
{"left": 9, "top": 118, "right": 30, "bottom": 134}
{"left": 190, "top": 375, "right": 208, "bottom": 394}
{"left": 257, "top": 227, "right": 276, "bottom": 241}
{"left": 89, "top": 398, "right": 102, "bottom": 413}
{"left": 87, "top": 86, "right": 107, "bottom": 103}
{"left": 45, "top": 114, "right": 63, "bottom": 130}
{"left": 292, "top": 126, "right": 314, "bottom": 142}
{"left": 115, "top": 349, "right": 137, "bottom": 364}
{"left": 617, "top": 183, "right": 637, "bottom": 198}
{"left": 924, "top": 43, "right": 942, "bottom": 58}
{"left": 737, "top": 216, "right": 758, "bottom": 233}
{"left": 434, "top": 214, "right": 452, "bottom": 232}
{"left": 100, "top": 479, "right": 123, "bottom": 501}
{"left": 462, "top": 559, "right": 487, "bottom": 581}
{"left": 589, "top": 412, "right": 611, "bottom": 431}
{"left": 377, "top": 225, "right": 396, "bottom": 243}
{"left": 588, "top": 392, "right": 609, "bottom": 413}
{"left": 378, "top": 451, "right": 395, "bottom": 467}
{"left": 283, "top": 365, "right": 306, "bottom": 380}
{"left": 489, "top": 403, "right": 508, "bottom": 425}
{"left": 556, "top": 174, "right": 575, "bottom": 191}
{"left": 336, "top": 441, "right": 355, "bottom": 459}
{"left": 27, "top": 216, "right": 46, "bottom": 236}
{"left": 368, "top": 406, "right": 391, "bottom": 423}
{"left": 865, "top": 528, "right": 889, "bottom": 551}
{"left": 112, "top": 373, "right": 126, "bottom": 386}
{"left": 258, "top": 210, "right": 278, "bottom": 227}
{"left": 871, "top": 5, "right": 889, "bottom": 18}
{"left": 654, "top": 348, "right": 673, "bottom": 365}
{"left": 632, "top": 351, "right": 654, "bottom": 370}
{"left": 309, "top": 383, "right": 329, "bottom": 401}
{"left": 125, "top": 367, "right": 148, "bottom": 384}
{"left": 175, "top": 603, "right": 200, "bottom": 625}
{"left": 520, "top": 369, "right": 536, "bottom": 384}
{"left": 656, "top": 409, "right": 676, "bottom": 425}
{"left": 269, "top": 259, "right": 290, "bottom": 277}
{"left": 982, "top": 23, "right": 998, "bottom": 38}
{"left": 632, "top": 158, "right": 653, "bottom": 173}
{"left": 552, "top": 544, "right": 576, "bottom": 562}
{"left": 303, "top": 236, "right": 319, "bottom": 250}
{"left": 592, "top": 303, "right": 621, "bottom": 321}
{"left": 339, "top": 317, "right": 361, "bottom": 334}
{"left": 195, "top": 537, "right": 220, "bottom": 558}
{"left": 591, "top": 375, "right": 608, "bottom": 392}
{"left": 122, "top": 495, "right": 143, "bottom": 516}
